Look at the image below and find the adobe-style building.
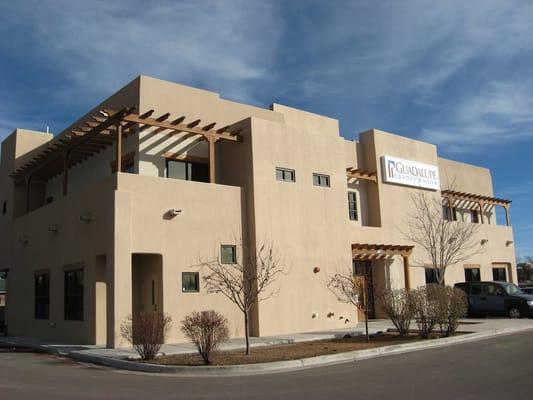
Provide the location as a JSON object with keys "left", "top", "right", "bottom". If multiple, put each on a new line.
{"left": 0, "top": 76, "right": 516, "bottom": 347}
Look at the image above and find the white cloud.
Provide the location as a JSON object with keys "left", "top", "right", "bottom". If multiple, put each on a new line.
{"left": 0, "top": 1, "right": 282, "bottom": 105}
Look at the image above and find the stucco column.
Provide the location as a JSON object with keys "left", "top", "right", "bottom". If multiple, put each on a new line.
{"left": 108, "top": 187, "right": 133, "bottom": 348}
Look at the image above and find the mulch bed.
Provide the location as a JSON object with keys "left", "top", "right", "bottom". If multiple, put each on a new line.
{"left": 150, "top": 332, "right": 445, "bottom": 366}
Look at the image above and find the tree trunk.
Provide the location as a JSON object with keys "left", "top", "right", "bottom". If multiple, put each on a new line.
{"left": 244, "top": 310, "right": 250, "bottom": 355}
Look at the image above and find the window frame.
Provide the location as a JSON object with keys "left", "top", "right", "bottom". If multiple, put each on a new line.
{"left": 220, "top": 244, "right": 237, "bottom": 264}
{"left": 275, "top": 167, "right": 296, "bottom": 183}
{"left": 348, "top": 191, "right": 358, "bottom": 221}
{"left": 492, "top": 267, "right": 507, "bottom": 282}
{"left": 34, "top": 271, "right": 50, "bottom": 320}
{"left": 425, "top": 268, "right": 439, "bottom": 284}
{"left": 182, "top": 272, "right": 200, "bottom": 293}
{"left": 470, "top": 209, "right": 479, "bottom": 224}
{"left": 166, "top": 159, "right": 209, "bottom": 182}
{"left": 464, "top": 267, "right": 481, "bottom": 282}
{"left": 312, "top": 173, "right": 330, "bottom": 187}
{"left": 64, "top": 267, "right": 84, "bottom": 321}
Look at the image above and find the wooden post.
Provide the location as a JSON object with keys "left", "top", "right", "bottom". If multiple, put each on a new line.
{"left": 115, "top": 124, "right": 123, "bottom": 173}
{"left": 504, "top": 205, "right": 511, "bottom": 226}
{"left": 403, "top": 256, "right": 411, "bottom": 290}
{"left": 62, "top": 151, "right": 69, "bottom": 197}
{"left": 478, "top": 201, "right": 484, "bottom": 224}
{"left": 208, "top": 135, "right": 216, "bottom": 183}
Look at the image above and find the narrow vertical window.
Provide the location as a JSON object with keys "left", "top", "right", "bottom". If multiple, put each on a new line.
{"left": 471, "top": 210, "right": 479, "bottom": 223}
{"left": 64, "top": 268, "right": 84, "bottom": 321}
{"left": 2, "top": 201, "right": 6, "bottom": 215}
{"left": 35, "top": 272, "right": 50, "bottom": 320}
{"left": 348, "top": 192, "right": 358, "bottom": 221}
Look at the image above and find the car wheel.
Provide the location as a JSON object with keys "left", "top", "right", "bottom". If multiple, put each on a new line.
{"left": 508, "top": 307, "right": 521, "bottom": 319}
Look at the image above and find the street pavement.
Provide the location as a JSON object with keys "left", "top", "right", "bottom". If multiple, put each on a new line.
{"left": 1, "top": 330, "right": 532, "bottom": 400}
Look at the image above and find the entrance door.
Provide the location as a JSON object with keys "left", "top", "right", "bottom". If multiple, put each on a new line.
{"left": 353, "top": 260, "right": 375, "bottom": 319}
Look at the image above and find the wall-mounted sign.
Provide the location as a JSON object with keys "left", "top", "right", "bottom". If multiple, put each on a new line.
{"left": 381, "top": 155, "right": 440, "bottom": 190}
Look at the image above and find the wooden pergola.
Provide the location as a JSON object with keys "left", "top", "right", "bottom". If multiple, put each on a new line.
{"left": 352, "top": 243, "right": 414, "bottom": 290}
{"left": 441, "top": 189, "right": 512, "bottom": 226}
{"left": 346, "top": 167, "right": 377, "bottom": 184}
{"left": 10, "top": 107, "right": 243, "bottom": 212}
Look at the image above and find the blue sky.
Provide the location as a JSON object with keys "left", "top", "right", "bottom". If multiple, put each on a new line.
{"left": 0, "top": 1, "right": 531, "bottom": 258}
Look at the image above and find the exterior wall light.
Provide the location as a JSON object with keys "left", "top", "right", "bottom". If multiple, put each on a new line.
{"left": 19, "top": 235, "right": 29, "bottom": 245}
{"left": 481, "top": 239, "right": 489, "bottom": 245}
{"left": 48, "top": 224, "right": 59, "bottom": 233}
{"left": 506, "top": 240, "right": 513, "bottom": 246}
{"left": 312, "top": 312, "right": 319, "bottom": 319}
{"left": 80, "top": 212, "right": 92, "bottom": 223}
{"left": 313, "top": 266, "right": 320, "bottom": 273}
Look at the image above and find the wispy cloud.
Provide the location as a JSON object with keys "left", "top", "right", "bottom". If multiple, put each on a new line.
{"left": 0, "top": 0, "right": 283, "bottom": 134}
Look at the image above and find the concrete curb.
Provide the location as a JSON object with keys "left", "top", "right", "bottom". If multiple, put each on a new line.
{"left": 62, "top": 325, "right": 533, "bottom": 376}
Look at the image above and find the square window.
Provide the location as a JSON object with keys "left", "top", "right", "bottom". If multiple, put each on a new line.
{"left": 182, "top": 272, "right": 200, "bottom": 292}
{"left": 464, "top": 268, "right": 480, "bottom": 282}
{"left": 492, "top": 267, "right": 507, "bottom": 282}
{"left": 425, "top": 268, "right": 438, "bottom": 284}
{"left": 221, "top": 245, "right": 237, "bottom": 264}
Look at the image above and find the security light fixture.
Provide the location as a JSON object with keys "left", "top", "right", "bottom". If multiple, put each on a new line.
{"left": 506, "top": 240, "right": 513, "bottom": 246}
{"left": 481, "top": 239, "right": 489, "bottom": 245}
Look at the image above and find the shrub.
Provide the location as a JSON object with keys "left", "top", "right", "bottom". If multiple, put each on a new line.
{"left": 411, "top": 285, "right": 440, "bottom": 338}
{"left": 434, "top": 286, "right": 468, "bottom": 337}
{"left": 181, "top": 310, "right": 229, "bottom": 365}
{"left": 120, "top": 311, "right": 172, "bottom": 360}
{"left": 380, "top": 289, "right": 414, "bottom": 336}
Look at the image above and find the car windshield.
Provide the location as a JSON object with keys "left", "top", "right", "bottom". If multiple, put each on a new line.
{"left": 500, "top": 283, "right": 522, "bottom": 295}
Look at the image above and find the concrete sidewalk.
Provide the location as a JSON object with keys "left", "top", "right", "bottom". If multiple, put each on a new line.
{"left": 0, "top": 318, "right": 533, "bottom": 375}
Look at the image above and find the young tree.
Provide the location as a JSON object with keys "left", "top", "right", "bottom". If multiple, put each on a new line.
{"left": 200, "top": 241, "right": 285, "bottom": 355}
{"left": 402, "top": 191, "right": 481, "bottom": 285}
{"left": 327, "top": 270, "right": 371, "bottom": 342}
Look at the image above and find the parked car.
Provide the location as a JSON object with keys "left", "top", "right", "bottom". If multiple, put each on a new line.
{"left": 454, "top": 281, "right": 533, "bottom": 318}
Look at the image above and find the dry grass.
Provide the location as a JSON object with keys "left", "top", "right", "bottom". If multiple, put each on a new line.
{"left": 150, "top": 333, "right": 442, "bottom": 366}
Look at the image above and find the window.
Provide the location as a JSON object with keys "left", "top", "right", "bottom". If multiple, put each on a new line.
{"left": 2, "top": 201, "right": 6, "bottom": 215}
{"left": 348, "top": 192, "right": 358, "bottom": 221}
{"left": 492, "top": 267, "right": 507, "bottom": 282}
{"left": 464, "top": 267, "right": 480, "bottom": 282}
{"left": 35, "top": 273, "right": 50, "bottom": 320}
{"left": 443, "top": 206, "right": 457, "bottom": 221}
{"left": 64, "top": 269, "right": 84, "bottom": 321}
{"left": 167, "top": 159, "right": 209, "bottom": 183}
{"left": 471, "top": 210, "right": 479, "bottom": 223}
{"left": 182, "top": 272, "right": 199, "bottom": 292}
{"left": 276, "top": 167, "right": 295, "bottom": 182}
{"left": 313, "top": 173, "right": 330, "bottom": 187}
{"left": 221, "top": 245, "right": 237, "bottom": 264}
{"left": 425, "top": 268, "right": 438, "bottom": 284}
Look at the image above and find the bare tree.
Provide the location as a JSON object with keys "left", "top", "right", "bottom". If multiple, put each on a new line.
{"left": 327, "top": 270, "right": 371, "bottom": 342}
{"left": 402, "top": 191, "right": 481, "bottom": 285}
{"left": 200, "top": 240, "right": 285, "bottom": 355}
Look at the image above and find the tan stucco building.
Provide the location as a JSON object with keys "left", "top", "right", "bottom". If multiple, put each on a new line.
{"left": 0, "top": 76, "right": 516, "bottom": 347}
